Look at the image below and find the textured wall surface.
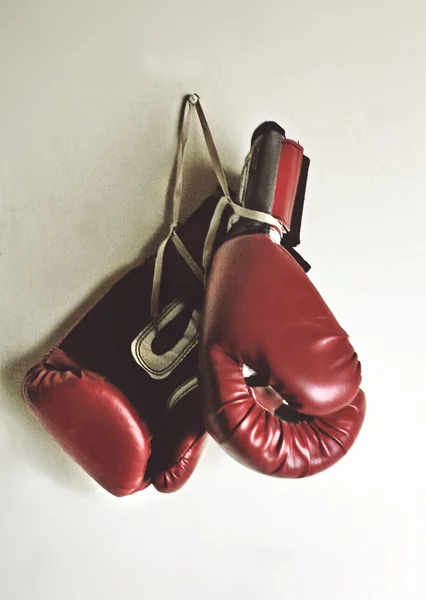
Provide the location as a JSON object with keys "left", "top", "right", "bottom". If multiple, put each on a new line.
{"left": 1, "top": 1, "right": 425, "bottom": 598}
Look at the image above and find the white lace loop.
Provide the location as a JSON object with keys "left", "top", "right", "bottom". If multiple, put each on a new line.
{"left": 193, "top": 99, "right": 230, "bottom": 200}
{"left": 150, "top": 94, "right": 286, "bottom": 328}
{"left": 151, "top": 224, "right": 175, "bottom": 331}
{"left": 201, "top": 196, "right": 285, "bottom": 283}
{"left": 202, "top": 196, "right": 230, "bottom": 274}
{"left": 150, "top": 94, "right": 228, "bottom": 331}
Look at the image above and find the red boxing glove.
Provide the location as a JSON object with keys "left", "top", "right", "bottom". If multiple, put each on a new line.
{"left": 22, "top": 94, "right": 232, "bottom": 496}
{"left": 200, "top": 130, "right": 366, "bottom": 478}
{"left": 23, "top": 194, "right": 227, "bottom": 496}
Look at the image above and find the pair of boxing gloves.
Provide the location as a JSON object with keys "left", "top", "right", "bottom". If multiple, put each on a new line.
{"left": 22, "top": 113, "right": 366, "bottom": 497}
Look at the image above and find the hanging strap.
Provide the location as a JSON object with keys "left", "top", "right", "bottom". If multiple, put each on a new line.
{"left": 150, "top": 94, "right": 229, "bottom": 331}
{"left": 201, "top": 196, "right": 285, "bottom": 284}
{"left": 192, "top": 97, "right": 229, "bottom": 200}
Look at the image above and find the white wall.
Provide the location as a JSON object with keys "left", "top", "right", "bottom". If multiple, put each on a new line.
{"left": 1, "top": 1, "right": 425, "bottom": 598}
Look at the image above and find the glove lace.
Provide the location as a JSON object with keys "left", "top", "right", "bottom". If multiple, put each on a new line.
{"left": 150, "top": 94, "right": 229, "bottom": 332}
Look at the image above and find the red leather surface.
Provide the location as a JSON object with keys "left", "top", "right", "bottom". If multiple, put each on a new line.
{"left": 152, "top": 434, "right": 207, "bottom": 492}
{"left": 149, "top": 388, "right": 207, "bottom": 493}
{"left": 272, "top": 140, "right": 303, "bottom": 227}
{"left": 200, "top": 234, "right": 365, "bottom": 477}
{"left": 24, "top": 348, "right": 207, "bottom": 496}
{"left": 24, "top": 349, "right": 152, "bottom": 496}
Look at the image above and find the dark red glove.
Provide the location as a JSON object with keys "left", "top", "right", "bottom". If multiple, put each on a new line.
{"left": 23, "top": 193, "right": 227, "bottom": 496}
{"left": 200, "top": 135, "right": 366, "bottom": 478}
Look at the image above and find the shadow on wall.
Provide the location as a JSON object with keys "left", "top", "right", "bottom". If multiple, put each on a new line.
{"left": 0, "top": 157, "right": 239, "bottom": 495}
